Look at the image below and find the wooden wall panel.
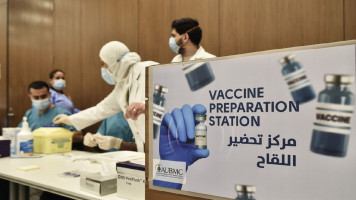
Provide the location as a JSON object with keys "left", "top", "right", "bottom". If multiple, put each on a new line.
{"left": 345, "top": 0, "right": 356, "bottom": 40}
{"left": 0, "top": 1, "right": 8, "bottom": 131}
{"left": 81, "top": 0, "right": 138, "bottom": 109}
{"left": 171, "top": 0, "right": 220, "bottom": 57}
{"left": 8, "top": 0, "right": 54, "bottom": 126}
{"left": 138, "top": 0, "right": 172, "bottom": 64}
{"left": 220, "top": 0, "right": 344, "bottom": 56}
{"left": 53, "top": 0, "right": 82, "bottom": 110}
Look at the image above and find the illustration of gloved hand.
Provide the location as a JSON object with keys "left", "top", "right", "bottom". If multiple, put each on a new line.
{"left": 52, "top": 114, "right": 72, "bottom": 126}
{"left": 154, "top": 104, "right": 209, "bottom": 189}
{"left": 94, "top": 133, "right": 123, "bottom": 150}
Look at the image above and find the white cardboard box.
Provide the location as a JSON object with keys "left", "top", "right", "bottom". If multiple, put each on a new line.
{"left": 116, "top": 160, "right": 145, "bottom": 200}
{"left": 80, "top": 172, "right": 117, "bottom": 196}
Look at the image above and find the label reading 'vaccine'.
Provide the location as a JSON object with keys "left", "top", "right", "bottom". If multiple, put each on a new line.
{"left": 195, "top": 131, "right": 207, "bottom": 146}
{"left": 284, "top": 69, "right": 312, "bottom": 92}
{"left": 313, "top": 103, "right": 354, "bottom": 135}
{"left": 153, "top": 104, "right": 165, "bottom": 126}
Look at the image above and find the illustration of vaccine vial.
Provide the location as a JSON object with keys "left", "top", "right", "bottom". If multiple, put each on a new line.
{"left": 311, "top": 74, "right": 355, "bottom": 157}
{"left": 183, "top": 62, "right": 215, "bottom": 91}
{"left": 195, "top": 114, "right": 207, "bottom": 149}
{"left": 153, "top": 84, "right": 168, "bottom": 139}
{"left": 280, "top": 55, "right": 315, "bottom": 104}
{"left": 235, "top": 184, "right": 256, "bottom": 200}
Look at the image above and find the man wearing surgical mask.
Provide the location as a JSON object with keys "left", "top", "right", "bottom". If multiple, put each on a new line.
{"left": 169, "top": 18, "right": 215, "bottom": 62}
{"left": 154, "top": 18, "right": 215, "bottom": 190}
{"left": 18, "top": 81, "right": 83, "bottom": 144}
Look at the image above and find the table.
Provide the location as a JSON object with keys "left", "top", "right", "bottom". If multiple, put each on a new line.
{"left": 0, "top": 151, "right": 139, "bottom": 200}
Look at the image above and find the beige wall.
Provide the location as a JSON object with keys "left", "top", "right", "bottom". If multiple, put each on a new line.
{"left": 1, "top": 0, "right": 355, "bottom": 198}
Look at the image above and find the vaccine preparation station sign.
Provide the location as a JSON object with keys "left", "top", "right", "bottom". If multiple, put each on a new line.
{"left": 149, "top": 42, "right": 356, "bottom": 200}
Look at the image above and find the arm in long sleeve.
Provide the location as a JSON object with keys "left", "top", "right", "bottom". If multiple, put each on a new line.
{"left": 69, "top": 86, "right": 122, "bottom": 130}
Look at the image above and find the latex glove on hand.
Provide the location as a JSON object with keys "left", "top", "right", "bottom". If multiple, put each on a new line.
{"left": 52, "top": 114, "right": 73, "bottom": 126}
{"left": 94, "top": 133, "right": 123, "bottom": 151}
{"left": 159, "top": 104, "right": 209, "bottom": 167}
{"left": 125, "top": 102, "right": 145, "bottom": 120}
{"left": 154, "top": 104, "right": 210, "bottom": 189}
{"left": 83, "top": 132, "right": 97, "bottom": 147}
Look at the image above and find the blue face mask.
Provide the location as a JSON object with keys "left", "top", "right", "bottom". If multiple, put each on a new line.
{"left": 32, "top": 98, "right": 51, "bottom": 110}
{"left": 53, "top": 79, "right": 66, "bottom": 90}
{"left": 169, "top": 37, "right": 180, "bottom": 54}
{"left": 101, "top": 68, "right": 116, "bottom": 85}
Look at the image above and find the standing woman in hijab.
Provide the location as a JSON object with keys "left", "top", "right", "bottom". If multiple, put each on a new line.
{"left": 49, "top": 69, "right": 80, "bottom": 114}
{"left": 53, "top": 41, "right": 158, "bottom": 152}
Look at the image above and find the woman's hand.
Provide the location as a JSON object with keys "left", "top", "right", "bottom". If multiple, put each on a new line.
{"left": 125, "top": 102, "right": 145, "bottom": 120}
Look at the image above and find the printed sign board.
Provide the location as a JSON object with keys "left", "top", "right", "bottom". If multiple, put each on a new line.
{"left": 148, "top": 41, "right": 356, "bottom": 200}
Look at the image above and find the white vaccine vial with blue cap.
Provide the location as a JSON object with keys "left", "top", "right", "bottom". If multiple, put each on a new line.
{"left": 195, "top": 114, "right": 207, "bottom": 149}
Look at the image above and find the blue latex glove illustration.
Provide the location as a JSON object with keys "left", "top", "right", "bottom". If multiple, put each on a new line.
{"left": 153, "top": 104, "right": 210, "bottom": 189}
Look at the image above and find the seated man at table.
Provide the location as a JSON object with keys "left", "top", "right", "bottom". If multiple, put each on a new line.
{"left": 18, "top": 81, "right": 83, "bottom": 148}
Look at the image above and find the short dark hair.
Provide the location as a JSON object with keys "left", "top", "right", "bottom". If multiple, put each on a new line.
{"left": 171, "top": 18, "right": 202, "bottom": 46}
{"left": 28, "top": 81, "right": 50, "bottom": 93}
{"left": 49, "top": 69, "right": 64, "bottom": 79}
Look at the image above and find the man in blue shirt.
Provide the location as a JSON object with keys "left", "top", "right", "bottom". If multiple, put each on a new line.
{"left": 85, "top": 112, "right": 136, "bottom": 151}
{"left": 18, "top": 81, "right": 83, "bottom": 144}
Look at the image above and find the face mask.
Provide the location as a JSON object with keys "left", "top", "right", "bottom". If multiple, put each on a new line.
{"left": 53, "top": 79, "right": 66, "bottom": 90}
{"left": 32, "top": 98, "right": 51, "bottom": 110}
{"left": 169, "top": 37, "right": 180, "bottom": 54}
{"left": 101, "top": 68, "right": 116, "bottom": 85}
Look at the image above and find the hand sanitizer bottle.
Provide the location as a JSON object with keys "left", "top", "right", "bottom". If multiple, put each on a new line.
{"left": 17, "top": 117, "right": 33, "bottom": 156}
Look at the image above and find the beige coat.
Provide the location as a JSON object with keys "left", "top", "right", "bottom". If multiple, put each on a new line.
{"left": 69, "top": 61, "right": 158, "bottom": 152}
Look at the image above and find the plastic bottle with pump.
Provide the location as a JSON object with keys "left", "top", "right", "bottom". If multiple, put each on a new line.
{"left": 17, "top": 117, "right": 34, "bottom": 156}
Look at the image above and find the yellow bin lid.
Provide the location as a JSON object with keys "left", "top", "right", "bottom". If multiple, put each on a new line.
{"left": 33, "top": 127, "right": 73, "bottom": 138}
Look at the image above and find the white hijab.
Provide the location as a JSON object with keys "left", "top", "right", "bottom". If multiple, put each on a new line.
{"left": 99, "top": 41, "right": 141, "bottom": 84}
{"left": 99, "top": 41, "right": 141, "bottom": 110}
